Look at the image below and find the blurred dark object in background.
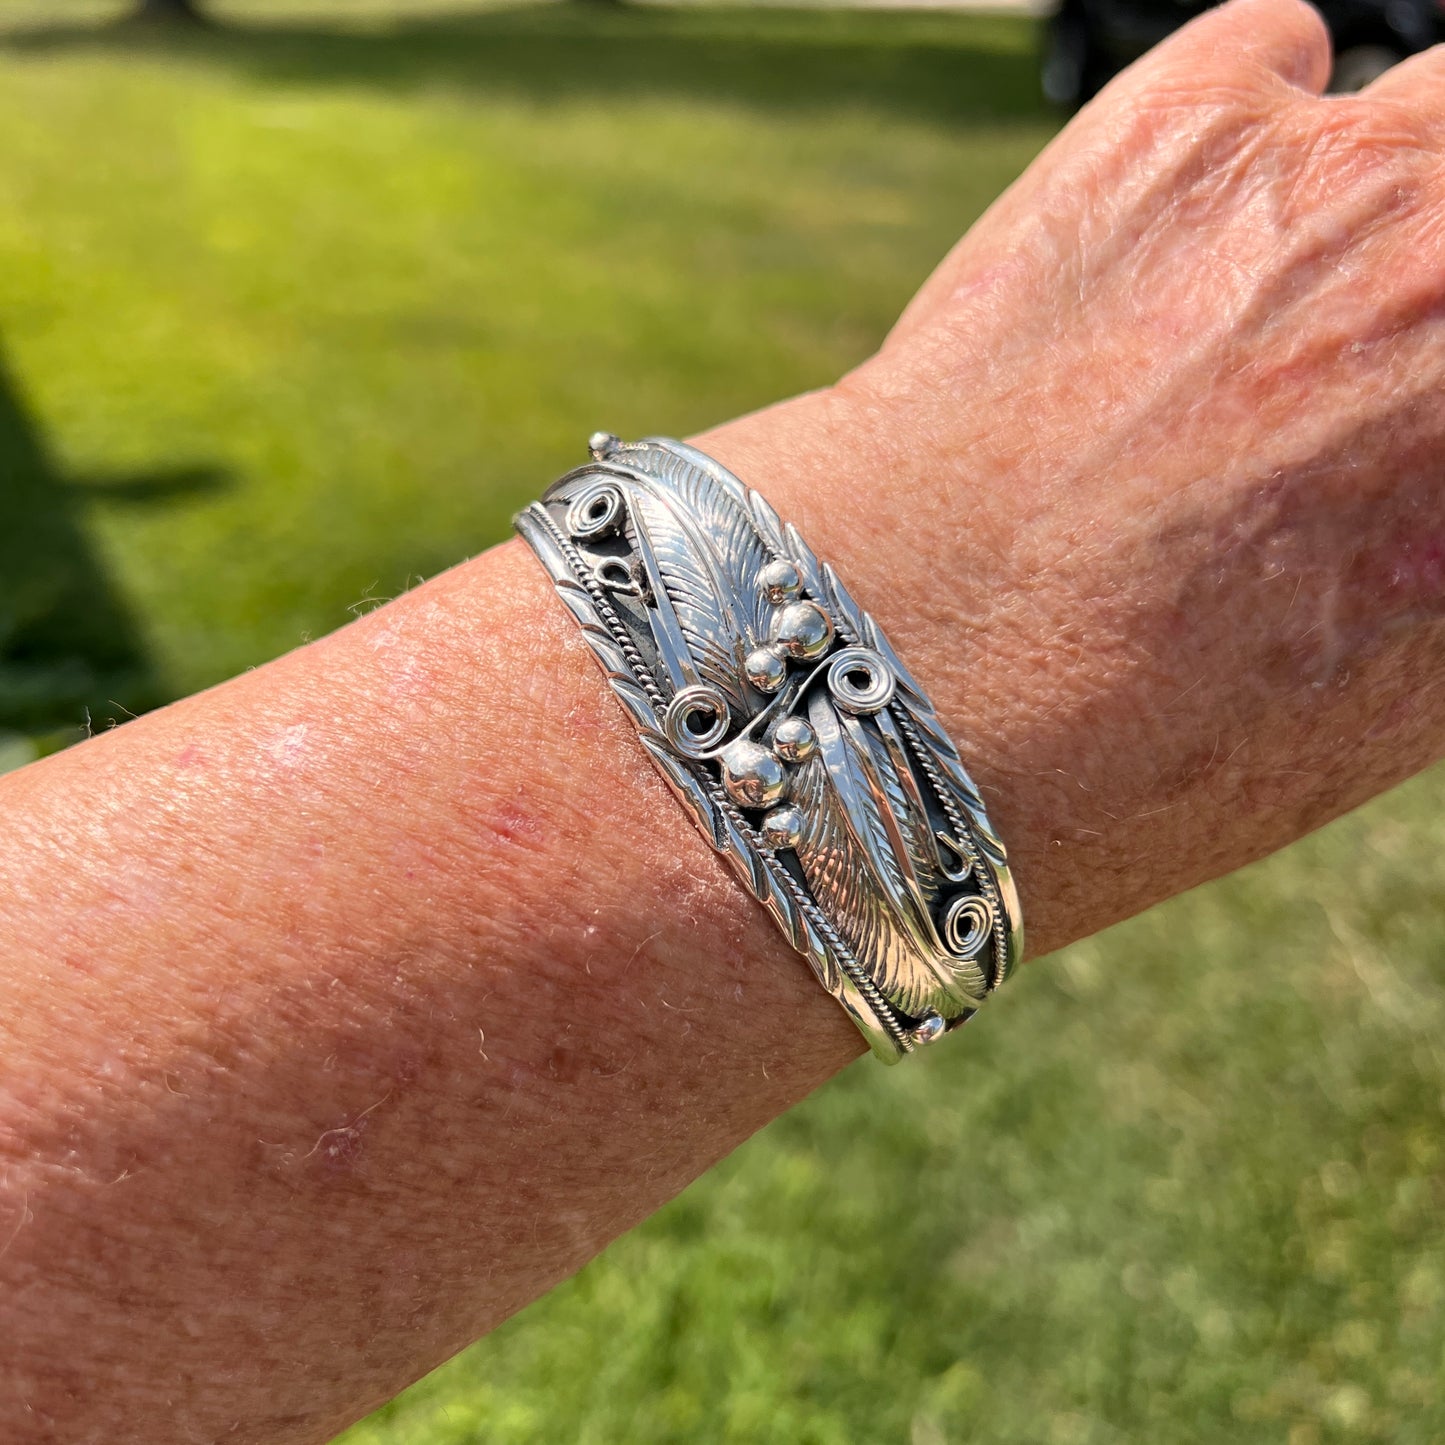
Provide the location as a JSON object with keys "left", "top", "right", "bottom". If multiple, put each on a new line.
{"left": 1043, "top": 0, "right": 1440, "bottom": 105}
{"left": 0, "top": 345, "right": 223, "bottom": 755}
{"left": 0, "top": 348, "right": 156, "bottom": 749}
{"left": 132, "top": 0, "right": 206, "bottom": 21}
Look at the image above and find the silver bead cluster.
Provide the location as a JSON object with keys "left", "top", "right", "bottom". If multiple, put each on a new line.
{"left": 743, "top": 559, "right": 836, "bottom": 694}
{"left": 718, "top": 559, "right": 835, "bottom": 842}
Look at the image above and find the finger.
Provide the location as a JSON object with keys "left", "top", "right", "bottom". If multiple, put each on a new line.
{"left": 1358, "top": 43, "right": 1445, "bottom": 112}
{"left": 1138, "top": 0, "right": 1333, "bottom": 96}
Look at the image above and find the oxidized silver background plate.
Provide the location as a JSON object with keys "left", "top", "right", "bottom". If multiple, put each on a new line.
{"left": 515, "top": 434, "right": 1022, "bottom": 1062}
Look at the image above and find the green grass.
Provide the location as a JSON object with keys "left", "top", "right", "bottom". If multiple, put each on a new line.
{"left": 0, "top": 0, "right": 1045, "bottom": 752}
{"left": 1, "top": 4, "right": 1442, "bottom": 1442}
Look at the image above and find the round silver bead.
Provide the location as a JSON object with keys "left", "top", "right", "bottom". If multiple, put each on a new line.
{"left": 770, "top": 600, "right": 834, "bottom": 660}
{"left": 744, "top": 646, "right": 787, "bottom": 694}
{"left": 587, "top": 431, "right": 620, "bottom": 459}
{"left": 760, "top": 803, "right": 804, "bottom": 850}
{"left": 719, "top": 740, "right": 787, "bottom": 810}
{"left": 911, "top": 1013, "right": 947, "bottom": 1046}
{"left": 760, "top": 559, "right": 803, "bottom": 604}
{"left": 771, "top": 717, "right": 816, "bottom": 762}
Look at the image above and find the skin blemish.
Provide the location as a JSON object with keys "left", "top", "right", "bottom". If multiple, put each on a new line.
{"left": 1309, "top": 527, "right": 1445, "bottom": 681}
{"left": 262, "top": 723, "right": 309, "bottom": 768}
{"left": 1378, "top": 533, "right": 1445, "bottom": 604}
{"left": 367, "top": 619, "right": 400, "bottom": 651}
{"left": 299, "top": 1090, "right": 392, "bottom": 1172}
{"left": 489, "top": 799, "right": 543, "bottom": 848}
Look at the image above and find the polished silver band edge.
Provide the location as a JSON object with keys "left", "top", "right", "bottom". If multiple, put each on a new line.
{"left": 514, "top": 434, "right": 1022, "bottom": 1062}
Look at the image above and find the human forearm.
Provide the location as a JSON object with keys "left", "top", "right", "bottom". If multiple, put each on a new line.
{"left": 0, "top": 460, "right": 869, "bottom": 1442}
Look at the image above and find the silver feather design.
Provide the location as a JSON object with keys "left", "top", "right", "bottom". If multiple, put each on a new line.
{"left": 791, "top": 692, "right": 984, "bottom": 1018}
{"left": 627, "top": 485, "right": 749, "bottom": 714}
{"left": 870, "top": 704, "right": 947, "bottom": 906}
{"left": 634, "top": 445, "right": 777, "bottom": 647}
{"left": 623, "top": 465, "right": 775, "bottom": 719}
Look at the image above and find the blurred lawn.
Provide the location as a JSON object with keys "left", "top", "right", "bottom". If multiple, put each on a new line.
{"left": 1, "top": 3, "right": 1443, "bottom": 1442}
{"left": 0, "top": 0, "right": 1045, "bottom": 750}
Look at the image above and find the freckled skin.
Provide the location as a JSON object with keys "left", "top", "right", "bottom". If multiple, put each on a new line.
{"left": 6, "top": 2, "right": 1445, "bottom": 1441}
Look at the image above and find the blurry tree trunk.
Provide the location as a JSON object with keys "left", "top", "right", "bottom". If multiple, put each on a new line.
{"left": 133, "top": 0, "right": 205, "bottom": 19}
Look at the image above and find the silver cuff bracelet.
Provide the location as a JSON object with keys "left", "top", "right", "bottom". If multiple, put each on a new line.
{"left": 515, "top": 434, "right": 1022, "bottom": 1062}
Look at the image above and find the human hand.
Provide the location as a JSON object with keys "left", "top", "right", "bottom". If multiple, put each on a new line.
{"left": 704, "top": 0, "right": 1445, "bottom": 957}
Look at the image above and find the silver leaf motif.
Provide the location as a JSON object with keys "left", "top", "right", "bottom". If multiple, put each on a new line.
{"left": 791, "top": 695, "right": 986, "bottom": 1018}
{"left": 627, "top": 484, "right": 749, "bottom": 714}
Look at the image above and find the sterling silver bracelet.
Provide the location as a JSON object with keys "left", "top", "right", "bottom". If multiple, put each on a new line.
{"left": 515, "top": 434, "right": 1022, "bottom": 1062}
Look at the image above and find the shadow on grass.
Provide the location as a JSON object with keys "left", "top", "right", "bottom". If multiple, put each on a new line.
{"left": 0, "top": 345, "right": 226, "bottom": 743}
{"left": 0, "top": 3, "right": 1046, "bottom": 124}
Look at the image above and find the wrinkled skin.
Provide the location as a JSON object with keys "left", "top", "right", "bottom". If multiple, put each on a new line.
{"left": 705, "top": 0, "right": 1445, "bottom": 952}
{"left": 7, "top": 2, "right": 1445, "bottom": 1441}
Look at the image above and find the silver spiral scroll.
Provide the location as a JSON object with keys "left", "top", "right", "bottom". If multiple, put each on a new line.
{"left": 514, "top": 434, "right": 1023, "bottom": 1063}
